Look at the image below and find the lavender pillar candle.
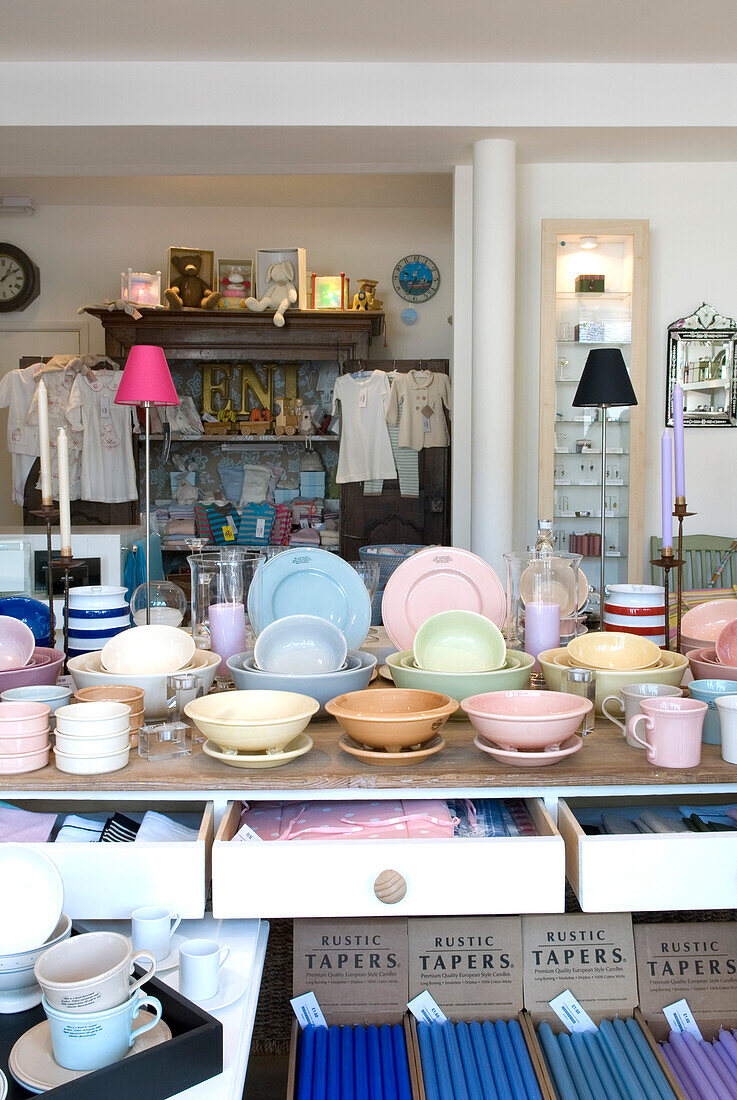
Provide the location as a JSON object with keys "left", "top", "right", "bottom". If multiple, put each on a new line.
{"left": 379, "top": 1025, "right": 397, "bottom": 1100}
{"left": 355, "top": 1026, "right": 370, "bottom": 1100}
{"left": 525, "top": 602, "right": 561, "bottom": 661}
{"left": 508, "top": 1018, "right": 544, "bottom": 1100}
{"left": 598, "top": 1020, "right": 649, "bottom": 1100}
{"left": 537, "top": 1022, "right": 579, "bottom": 1100}
{"left": 455, "top": 1022, "right": 485, "bottom": 1100}
{"left": 469, "top": 1020, "right": 500, "bottom": 1100}
{"left": 582, "top": 1031, "right": 627, "bottom": 1100}
{"left": 341, "top": 1026, "right": 355, "bottom": 1100}
{"left": 483, "top": 1020, "right": 515, "bottom": 1100}
{"left": 559, "top": 1031, "right": 596, "bottom": 1100}
{"left": 430, "top": 1021, "right": 455, "bottom": 1100}
{"left": 312, "top": 1025, "right": 328, "bottom": 1100}
{"left": 701, "top": 1042, "right": 737, "bottom": 1100}
{"left": 622, "top": 1018, "right": 677, "bottom": 1100}
{"left": 683, "top": 1033, "right": 733, "bottom": 1100}
{"left": 208, "top": 601, "right": 247, "bottom": 675}
{"left": 571, "top": 1031, "right": 613, "bottom": 1100}
{"left": 612, "top": 1018, "right": 667, "bottom": 1100}
{"left": 670, "top": 1033, "right": 721, "bottom": 1100}
{"left": 443, "top": 1021, "right": 471, "bottom": 1100}
{"left": 495, "top": 1020, "right": 532, "bottom": 1100}
{"left": 327, "top": 1026, "right": 342, "bottom": 1100}
{"left": 391, "top": 1025, "right": 413, "bottom": 1100}
{"left": 416, "top": 1023, "right": 440, "bottom": 1100}
{"left": 366, "top": 1025, "right": 384, "bottom": 1100}
{"left": 297, "top": 1025, "right": 316, "bottom": 1100}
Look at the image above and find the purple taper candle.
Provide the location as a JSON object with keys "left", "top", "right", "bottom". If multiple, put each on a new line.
{"left": 718, "top": 1031, "right": 737, "bottom": 1075}
{"left": 714, "top": 1042, "right": 737, "bottom": 1093}
{"left": 673, "top": 382, "right": 686, "bottom": 499}
{"left": 662, "top": 1040, "right": 702, "bottom": 1100}
{"left": 670, "top": 1032, "right": 721, "bottom": 1100}
{"left": 683, "top": 1033, "right": 734, "bottom": 1100}
{"left": 662, "top": 429, "right": 673, "bottom": 550}
{"left": 702, "top": 1041, "right": 737, "bottom": 1100}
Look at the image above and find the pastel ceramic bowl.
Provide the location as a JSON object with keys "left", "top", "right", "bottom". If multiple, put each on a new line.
{"left": 688, "top": 679, "right": 737, "bottom": 744}
{"left": 413, "top": 611, "right": 506, "bottom": 673}
{"left": 538, "top": 647, "right": 689, "bottom": 713}
{"left": 67, "top": 649, "right": 219, "bottom": 719}
{"left": 101, "top": 625, "right": 195, "bottom": 677}
{"left": 325, "top": 688, "right": 456, "bottom": 752}
{"left": 0, "top": 616, "right": 36, "bottom": 672}
{"left": 53, "top": 744, "right": 130, "bottom": 775}
{"left": 227, "top": 650, "right": 376, "bottom": 717}
{"left": 688, "top": 647, "right": 737, "bottom": 683}
{"left": 0, "top": 745, "right": 49, "bottom": 774}
{"left": 54, "top": 730, "right": 131, "bottom": 757}
{"left": 681, "top": 599, "right": 737, "bottom": 643}
{"left": 253, "top": 614, "right": 348, "bottom": 675}
{"left": 461, "top": 689, "right": 592, "bottom": 750}
{"left": 55, "top": 702, "right": 131, "bottom": 738}
{"left": 0, "top": 701, "right": 51, "bottom": 736}
{"left": 1, "top": 686, "right": 72, "bottom": 724}
{"left": 716, "top": 620, "right": 737, "bottom": 666}
{"left": 0, "top": 648, "right": 64, "bottom": 693}
{"left": 567, "top": 631, "right": 661, "bottom": 672}
{"left": 0, "top": 730, "right": 49, "bottom": 754}
{"left": 0, "top": 914, "right": 72, "bottom": 1014}
{"left": 385, "top": 649, "right": 535, "bottom": 719}
{"left": 73, "top": 686, "right": 144, "bottom": 733}
{"left": 184, "top": 690, "right": 319, "bottom": 752}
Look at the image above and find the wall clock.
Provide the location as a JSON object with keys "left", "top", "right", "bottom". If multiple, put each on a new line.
{"left": 392, "top": 255, "right": 440, "bottom": 303}
{"left": 0, "top": 243, "right": 40, "bottom": 313}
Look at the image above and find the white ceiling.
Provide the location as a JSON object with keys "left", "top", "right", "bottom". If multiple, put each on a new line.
{"left": 3, "top": 0, "right": 737, "bottom": 62}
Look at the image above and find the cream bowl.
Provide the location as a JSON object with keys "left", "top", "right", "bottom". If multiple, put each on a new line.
{"left": 461, "top": 689, "right": 592, "bottom": 750}
{"left": 101, "top": 625, "right": 195, "bottom": 677}
{"left": 68, "top": 648, "right": 220, "bottom": 719}
{"left": 53, "top": 744, "right": 130, "bottom": 775}
{"left": 54, "top": 729, "right": 130, "bottom": 756}
{"left": 386, "top": 649, "right": 534, "bottom": 719}
{"left": 567, "top": 630, "right": 661, "bottom": 672}
{"left": 184, "top": 689, "right": 319, "bottom": 752}
{"left": 54, "top": 701, "right": 131, "bottom": 738}
{"left": 539, "top": 646, "right": 689, "bottom": 713}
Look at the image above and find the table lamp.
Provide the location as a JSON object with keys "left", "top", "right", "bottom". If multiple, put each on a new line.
{"left": 115, "top": 345, "right": 179, "bottom": 623}
{"left": 572, "top": 348, "right": 637, "bottom": 613}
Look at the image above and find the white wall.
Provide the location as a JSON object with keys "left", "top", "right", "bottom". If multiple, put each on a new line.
{"left": 515, "top": 161, "right": 737, "bottom": 570}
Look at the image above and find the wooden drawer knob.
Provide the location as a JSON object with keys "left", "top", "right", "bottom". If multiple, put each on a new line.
{"left": 374, "top": 869, "right": 407, "bottom": 904}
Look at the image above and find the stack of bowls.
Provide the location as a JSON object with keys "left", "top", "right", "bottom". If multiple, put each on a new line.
{"left": 66, "top": 586, "right": 130, "bottom": 661}
{"left": 73, "top": 686, "right": 145, "bottom": 745}
{"left": 0, "top": 647, "right": 65, "bottom": 694}
{"left": 0, "top": 701, "right": 51, "bottom": 774}
{"left": 53, "top": 702, "right": 131, "bottom": 775}
{"left": 603, "top": 584, "right": 666, "bottom": 646}
{"left": 538, "top": 646, "right": 689, "bottom": 713}
{"left": 463, "top": 689, "right": 591, "bottom": 768}
{"left": 412, "top": 610, "right": 506, "bottom": 674}
{"left": 681, "top": 598, "right": 737, "bottom": 654}
{"left": 228, "top": 651, "right": 376, "bottom": 717}
{"left": 0, "top": 615, "right": 36, "bottom": 673}
{"left": 325, "top": 687, "right": 456, "bottom": 764}
{"left": 185, "top": 690, "right": 319, "bottom": 769}
{"left": 0, "top": 914, "right": 72, "bottom": 1013}
{"left": 386, "top": 649, "right": 535, "bottom": 719}
{"left": 1, "top": 685, "right": 72, "bottom": 727}
{"left": 567, "top": 631, "right": 662, "bottom": 673}
{"left": 67, "top": 648, "right": 219, "bottom": 720}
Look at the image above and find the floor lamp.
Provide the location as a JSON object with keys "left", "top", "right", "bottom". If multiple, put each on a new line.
{"left": 115, "top": 345, "right": 179, "bottom": 624}
{"left": 572, "top": 348, "right": 637, "bottom": 615}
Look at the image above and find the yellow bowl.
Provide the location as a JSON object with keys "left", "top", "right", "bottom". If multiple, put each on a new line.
{"left": 184, "top": 689, "right": 318, "bottom": 752}
{"left": 567, "top": 631, "right": 661, "bottom": 672}
{"left": 538, "top": 647, "right": 688, "bottom": 713}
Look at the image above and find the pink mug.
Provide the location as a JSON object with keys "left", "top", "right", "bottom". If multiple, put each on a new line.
{"left": 627, "top": 697, "right": 707, "bottom": 769}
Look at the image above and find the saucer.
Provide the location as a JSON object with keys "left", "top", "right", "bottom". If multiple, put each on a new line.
{"left": 203, "top": 733, "right": 312, "bottom": 769}
{"left": 154, "top": 932, "right": 186, "bottom": 973}
{"left": 165, "top": 966, "right": 246, "bottom": 1011}
{"left": 378, "top": 664, "right": 394, "bottom": 682}
{"left": 9, "top": 1012, "right": 171, "bottom": 1093}
{"left": 474, "top": 733, "right": 583, "bottom": 768}
{"left": 338, "top": 732, "right": 445, "bottom": 766}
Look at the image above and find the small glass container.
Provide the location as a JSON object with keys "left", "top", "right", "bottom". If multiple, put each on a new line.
{"left": 565, "top": 667, "right": 596, "bottom": 735}
{"left": 138, "top": 721, "right": 192, "bottom": 761}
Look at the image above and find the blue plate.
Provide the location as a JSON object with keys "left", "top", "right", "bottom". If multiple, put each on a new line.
{"left": 247, "top": 548, "right": 371, "bottom": 651}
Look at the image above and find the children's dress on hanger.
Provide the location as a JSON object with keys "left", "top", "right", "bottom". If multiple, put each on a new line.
{"left": 0, "top": 365, "right": 40, "bottom": 505}
{"left": 27, "top": 363, "right": 83, "bottom": 500}
{"left": 67, "top": 370, "right": 137, "bottom": 503}
{"left": 386, "top": 369, "right": 451, "bottom": 450}
{"left": 331, "top": 371, "right": 397, "bottom": 483}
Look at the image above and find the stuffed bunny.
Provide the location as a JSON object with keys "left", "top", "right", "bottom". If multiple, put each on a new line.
{"left": 242, "top": 261, "right": 298, "bottom": 327}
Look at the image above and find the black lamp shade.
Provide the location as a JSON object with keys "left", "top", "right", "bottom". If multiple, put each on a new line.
{"left": 572, "top": 348, "right": 638, "bottom": 408}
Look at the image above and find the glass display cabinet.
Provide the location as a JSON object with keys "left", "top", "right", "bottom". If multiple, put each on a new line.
{"left": 538, "top": 221, "right": 649, "bottom": 594}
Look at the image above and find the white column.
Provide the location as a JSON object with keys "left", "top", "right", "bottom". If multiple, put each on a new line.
{"left": 451, "top": 165, "right": 473, "bottom": 550}
{"left": 471, "top": 138, "right": 516, "bottom": 576}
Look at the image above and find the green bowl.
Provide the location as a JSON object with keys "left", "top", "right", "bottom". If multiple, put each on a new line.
{"left": 386, "top": 649, "right": 534, "bottom": 719}
{"left": 413, "top": 610, "right": 506, "bottom": 673}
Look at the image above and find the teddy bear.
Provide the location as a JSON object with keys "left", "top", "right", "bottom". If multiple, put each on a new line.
{"left": 165, "top": 253, "right": 221, "bottom": 310}
{"left": 242, "top": 261, "right": 298, "bottom": 327}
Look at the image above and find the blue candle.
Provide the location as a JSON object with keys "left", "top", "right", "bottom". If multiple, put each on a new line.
{"left": 417, "top": 1023, "right": 441, "bottom": 1100}
{"left": 367, "top": 1025, "right": 385, "bottom": 1100}
{"left": 379, "top": 1025, "right": 397, "bottom": 1100}
{"left": 355, "top": 1026, "right": 370, "bottom": 1100}
{"left": 623, "top": 1018, "right": 677, "bottom": 1100}
{"left": 483, "top": 1020, "right": 515, "bottom": 1100}
{"left": 469, "top": 1020, "right": 500, "bottom": 1100}
{"left": 312, "top": 1025, "right": 328, "bottom": 1100}
{"left": 392, "top": 1025, "right": 413, "bottom": 1100}
{"left": 341, "top": 1027, "right": 355, "bottom": 1100}
{"left": 327, "top": 1026, "right": 341, "bottom": 1100}
{"left": 495, "top": 1020, "right": 532, "bottom": 1100}
{"left": 537, "top": 1022, "right": 579, "bottom": 1100}
{"left": 570, "top": 1032, "right": 612, "bottom": 1100}
{"left": 702, "top": 1041, "right": 737, "bottom": 1100}
{"left": 456, "top": 1022, "right": 485, "bottom": 1100}
{"left": 559, "top": 1031, "right": 596, "bottom": 1100}
{"left": 612, "top": 1018, "right": 666, "bottom": 1100}
{"left": 297, "top": 1025, "right": 316, "bottom": 1100}
{"left": 443, "top": 1021, "right": 471, "bottom": 1100}
{"left": 430, "top": 1022, "right": 456, "bottom": 1100}
{"left": 582, "top": 1032, "right": 626, "bottom": 1100}
{"left": 508, "top": 1018, "right": 543, "bottom": 1100}
{"left": 598, "top": 1020, "right": 649, "bottom": 1100}
{"left": 664, "top": 1039, "right": 702, "bottom": 1100}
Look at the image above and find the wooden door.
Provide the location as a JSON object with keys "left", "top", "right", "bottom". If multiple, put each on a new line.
{"left": 340, "top": 360, "right": 451, "bottom": 559}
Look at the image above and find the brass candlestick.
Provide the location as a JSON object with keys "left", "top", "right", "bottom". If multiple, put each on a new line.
{"left": 650, "top": 546, "right": 683, "bottom": 651}
{"left": 673, "top": 495, "right": 696, "bottom": 654}
{"left": 30, "top": 503, "right": 59, "bottom": 647}
{"left": 57, "top": 554, "right": 85, "bottom": 671}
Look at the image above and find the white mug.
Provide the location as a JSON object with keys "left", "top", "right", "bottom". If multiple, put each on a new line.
{"left": 716, "top": 697, "right": 737, "bottom": 765}
{"left": 179, "top": 939, "right": 230, "bottom": 1001}
{"left": 35, "top": 931, "right": 155, "bottom": 1014}
{"left": 131, "top": 906, "right": 181, "bottom": 963}
{"left": 43, "top": 990, "right": 162, "bottom": 1071}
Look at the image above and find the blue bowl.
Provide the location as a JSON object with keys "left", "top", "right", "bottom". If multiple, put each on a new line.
{"left": 689, "top": 679, "right": 737, "bottom": 744}
{"left": 227, "top": 649, "right": 377, "bottom": 717}
{"left": 0, "top": 596, "right": 55, "bottom": 642}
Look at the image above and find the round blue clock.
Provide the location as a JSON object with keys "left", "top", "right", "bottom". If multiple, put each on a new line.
{"left": 392, "top": 255, "right": 440, "bottom": 303}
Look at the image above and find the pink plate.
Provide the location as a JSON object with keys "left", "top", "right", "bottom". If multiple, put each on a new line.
{"left": 473, "top": 733, "right": 583, "bottom": 768}
{"left": 716, "top": 620, "right": 737, "bottom": 666}
{"left": 381, "top": 547, "right": 506, "bottom": 652}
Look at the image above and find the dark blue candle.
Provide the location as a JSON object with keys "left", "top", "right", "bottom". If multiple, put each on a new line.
{"left": 583, "top": 1032, "right": 626, "bottom": 1100}
{"left": 469, "top": 1020, "right": 500, "bottom": 1100}
{"left": 611, "top": 1018, "right": 665, "bottom": 1100}
{"left": 495, "top": 1020, "right": 531, "bottom": 1100}
{"left": 380, "top": 1025, "right": 397, "bottom": 1100}
{"left": 297, "top": 1025, "right": 316, "bottom": 1100}
{"left": 559, "top": 1031, "right": 596, "bottom": 1100}
{"left": 392, "top": 1025, "right": 413, "bottom": 1100}
{"left": 702, "top": 1041, "right": 737, "bottom": 1100}
{"left": 537, "top": 1022, "right": 579, "bottom": 1100}
{"left": 483, "top": 1020, "right": 515, "bottom": 1100}
{"left": 456, "top": 1021, "right": 485, "bottom": 1100}
{"left": 367, "top": 1025, "right": 385, "bottom": 1100}
{"left": 598, "top": 1020, "right": 649, "bottom": 1100}
{"left": 623, "top": 1018, "right": 676, "bottom": 1100}
{"left": 508, "top": 1018, "right": 543, "bottom": 1100}
{"left": 417, "top": 1022, "right": 441, "bottom": 1100}
{"left": 313, "top": 1025, "right": 328, "bottom": 1100}
{"left": 327, "top": 1026, "right": 341, "bottom": 1100}
{"left": 430, "top": 1022, "right": 456, "bottom": 1100}
{"left": 355, "top": 1026, "right": 370, "bottom": 1100}
{"left": 443, "top": 1021, "right": 471, "bottom": 1100}
{"left": 341, "top": 1027, "right": 355, "bottom": 1100}
{"left": 570, "top": 1032, "right": 611, "bottom": 1100}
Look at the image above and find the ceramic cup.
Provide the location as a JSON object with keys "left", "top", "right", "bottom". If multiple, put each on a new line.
{"left": 131, "top": 906, "right": 181, "bottom": 963}
{"left": 716, "top": 697, "right": 737, "bottom": 765}
{"left": 42, "top": 990, "right": 162, "bottom": 1071}
{"left": 602, "top": 683, "right": 684, "bottom": 747}
{"left": 627, "top": 697, "right": 707, "bottom": 768}
{"left": 179, "top": 939, "right": 230, "bottom": 1001}
{"left": 34, "top": 931, "right": 156, "bottom": 1013}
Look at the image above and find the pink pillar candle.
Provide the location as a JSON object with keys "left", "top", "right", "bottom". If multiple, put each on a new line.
{"left": 673, "top": 381, "right": 686, "bottom": 499}
{"left": 524, "top": 602, "right": 561, "bottom": 661}
{"left": 661, "top": 429, "right": 673, "bottom": 551}
{"left": 208, "top": 602, "right": 247, "bottom": 676}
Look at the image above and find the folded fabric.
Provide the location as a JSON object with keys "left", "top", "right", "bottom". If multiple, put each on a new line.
{"left": 237, "top": 501, "right": 275, "bottom": 546}
{"left": 0, "top": 804, "right": 57, "bottom": 843}
{"left": 100, "top": 813, "right": 140, "bottom": 843}
{"left": 238, "top": 464, "right": 272, "bottom": 507}
{"left": 193, "top": 502, "right": 214, "bottom": 541}
{"left": 638, "top": 810, "right": 690, "bottom": 833}
{"left": 56, "top": 814, "right": 106, "bottom": 843}
{"left": 166, "top": 518, "right": 195, "bottom": 536}
{"left": 239, "top": 799, "right": 457, "bottom": 841}
{"left": 136, "top": 811, "right": 199, "bottom": 843}
{"left": 289, "top": 527, "right": 320, "bottom": 546}
{"left": 205, "top": 504, "right": 239, "bottom": 545}
{"left": 271, "top": 503, "right": 292, "bottom": 545}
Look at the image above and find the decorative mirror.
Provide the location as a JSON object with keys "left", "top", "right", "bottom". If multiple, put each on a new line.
{"left": 667, "top": 303, "right": 737, "bottom": 427}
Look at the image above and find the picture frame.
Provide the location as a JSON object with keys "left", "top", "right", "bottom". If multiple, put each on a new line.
{"left": 166, "top": 246, "right": 215, "bottom": 294}
{"left": 216, "top": 258, "right": 254, "bottom": 309}
{"left": 120, "top": 269, "right": 161, "bottom": 308}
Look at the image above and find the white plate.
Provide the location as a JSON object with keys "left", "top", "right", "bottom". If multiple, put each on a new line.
{"left": 154, "top": 932, "right": 186, "bottom": 973}
{"left": 166, "top": 966, "right": 246, "bottom": 1011}
{"left": 0, "top": 846, "right": 63, "bottom": 954}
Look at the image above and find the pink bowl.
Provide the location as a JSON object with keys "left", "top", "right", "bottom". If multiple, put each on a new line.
{"left": 0, "top": 730, "right": 49, "bottom": 754}
{"left": 0, "top": 700, "right": 51, "bottom": 734}
{"left": 716, "top": 620, "right": 737, "bottom": 666}
{"left": 0, "top": 616, "right": 35, "bottom": 672}
{"left": 0, "top": 648, "right": 64, "bottom": 692}
{"left": 461, "top": 689, "right": 592, "bottom": 750}
{"left": 681, "top": 599, "right": 737, "bottom": 643}
{"left": 0, "top": 744, "right": 49, "bottom": 774}
{"left": 688, "top": 647, "right": 737, "bottom": 682}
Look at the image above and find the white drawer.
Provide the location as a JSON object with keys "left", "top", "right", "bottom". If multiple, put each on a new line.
{"left": 559, "top": 798, "right": 737, "bottom": 912}
{"left": 212, "top": 799, "right": 564, "bottom": 918}
{"left": 8, "top": 800, "right": 213, "bottom": 919}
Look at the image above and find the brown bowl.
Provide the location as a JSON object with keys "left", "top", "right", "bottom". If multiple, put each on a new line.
{"left": 325, "top": 688, "right": 456, "bottom": 752}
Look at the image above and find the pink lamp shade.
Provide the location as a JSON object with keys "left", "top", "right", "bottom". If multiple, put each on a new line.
{"left": 114, "top": 345, "right": 179, "bottom": 407}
